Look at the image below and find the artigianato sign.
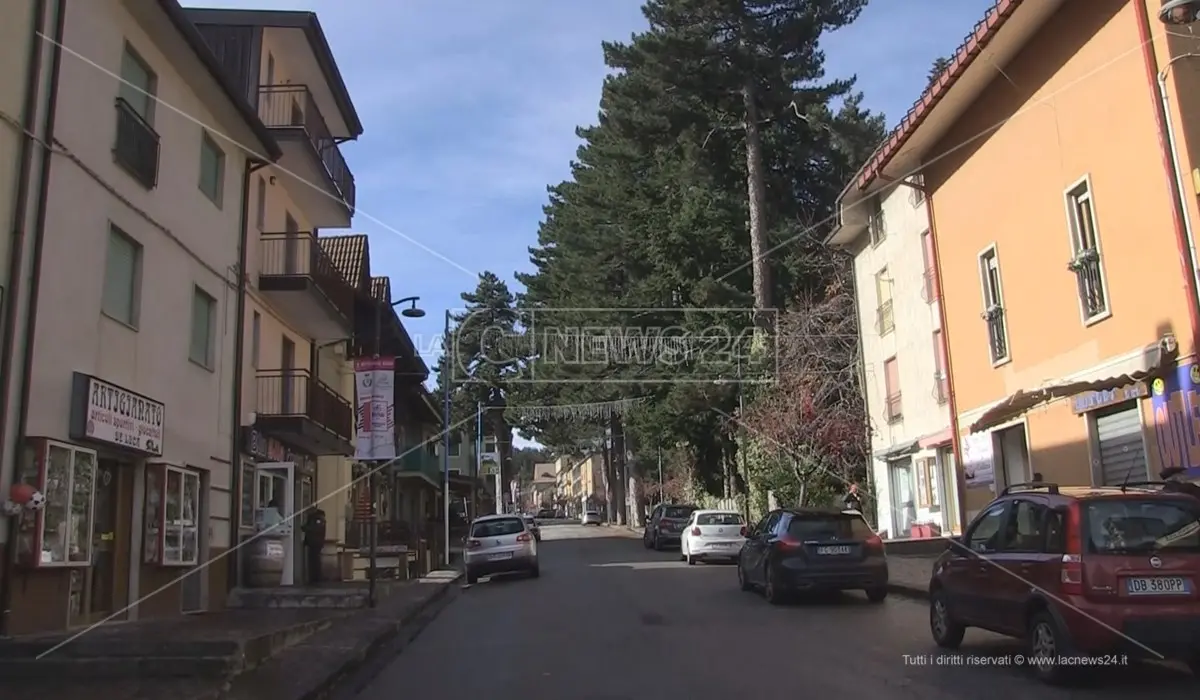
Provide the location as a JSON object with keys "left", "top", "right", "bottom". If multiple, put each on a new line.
{"left": 70, "top": 373, "right": 165, "bottom": 456}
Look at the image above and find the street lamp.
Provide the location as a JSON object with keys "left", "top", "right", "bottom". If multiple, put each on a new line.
{"left": 367, "top": 294, "right": 425, "bottom": 607}
{"left": 1160, "top": 0, "right": 1200, "bottom": 24}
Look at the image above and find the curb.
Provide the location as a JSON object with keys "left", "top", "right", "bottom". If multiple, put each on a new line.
{"left": 222, "top": 575, "right": 461, "bottom": 700}
{"left": 887, "top": 582, "right": 929, "bottom": 601}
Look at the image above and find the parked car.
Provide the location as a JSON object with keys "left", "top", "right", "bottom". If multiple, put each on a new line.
{"left": 643, "top": 504, "right": 698, "bottom": 550}
{"left": 737, "top": 508, "right": 887, "bottom": 604}
{"left": 521, "top": 513, "right": 542, "bottom": 541}
{"left": 537, "top": 508, "right": 556, "bottom": 519}
{"left": 581, "top": 510, "right": 603, "bottom": 525}
{"left": 463, "top": 514, "right": 539, "bottom": 584}
{"left": 681, "top": 509, "right": 746, "bottom": 564}
{"left": 928, "top": 481, "right": 1200, "bottom": 684}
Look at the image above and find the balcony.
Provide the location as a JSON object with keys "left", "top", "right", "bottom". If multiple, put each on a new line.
{"left": 876, "top": 299, "right": 895, "bottom": 335}
{"left": 1070, "top": 248, "right": 1108, "bottom": 320}
{"left": 258, "top": 232, "right": 355, "bottom": 339}
{"left": 921, "top": 269, "right": 937, "bottom": 304}
{"left": 112, "top": 98, "right": 159, "bottom": 189}
{"left": 254, "top": 370, "right": 352, "bottom": 456}
{"left": 258, "top": 84, "right": 356, "bottom": 226}
{"left": 933, "top": 373, "right": 949, "bottom": 404}
{"left": 393, "top": 447, "right": 443, "bottom": 487}
{"left": 983, "top": 305, "right": 1009, "bottom": 364}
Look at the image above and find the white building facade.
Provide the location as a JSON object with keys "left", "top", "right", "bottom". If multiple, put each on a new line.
{"left": 830, "top": 179, "right": 961, "bottom": 538}
{"left": 1, "top": 0, "right": 277, "bottom": 635}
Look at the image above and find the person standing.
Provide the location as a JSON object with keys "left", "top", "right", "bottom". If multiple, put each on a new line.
{"left": 302, "top": 508, "right": 327, "bottom": 585}
{"left": 843, "top": 483, "right": 864, "bottom": 512}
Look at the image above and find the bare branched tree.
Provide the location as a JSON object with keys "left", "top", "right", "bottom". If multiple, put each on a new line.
{"left": 742, "top": 271, "right": 870, "bottom": 507}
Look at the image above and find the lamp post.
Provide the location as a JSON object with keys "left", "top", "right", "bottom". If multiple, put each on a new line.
{"left": 368, "top": 295, "right": 424, "bottom": 607}
{"left": 440, "top": 308, "right": 453, "bottom": 567}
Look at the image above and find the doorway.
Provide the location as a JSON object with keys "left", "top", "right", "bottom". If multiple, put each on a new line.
{"left": 888, "top": 459, "right": 916, "bottom": 539}
{"left": 72, "top": 460, "right": 131, "bottom": 626}
{"left": 280, "top": 336, "right": 296, "bottom": 413}
{"left": 996, "top": 424, "right": 1030, "bottom": 489}
{"left": 256, "top": 462, "right": 296, "bottom": 586}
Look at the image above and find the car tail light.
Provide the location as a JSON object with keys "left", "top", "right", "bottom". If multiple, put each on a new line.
{"left": 691, "top": 527, "right": 701, "bottom": 536}
{"left": 516, "top": 533, "right": 532, "bottom": 543}
{"left": 775, "top": 534, "right": 803, "bottom": 550}
{"left": 865, "top": 534, "right": 884, "bottom": 553}
{"left": 1060, "top": 502, "right": 1084, "bottom": 595}
{"left": 739, "top": 526, "right": 747, "bottom": 537}
{"left": 467, "top": 539, "right": 481, "bottom": 549}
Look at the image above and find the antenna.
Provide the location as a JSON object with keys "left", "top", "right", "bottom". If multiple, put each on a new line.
{"left": 1120, "top": 463, "right": 1137, "bottom": 493}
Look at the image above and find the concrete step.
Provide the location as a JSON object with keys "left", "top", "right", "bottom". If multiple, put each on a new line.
{"left": 0, "top": 655, "right": 235, "bottom": 679}
{"left": 229, "top": 588, "right": 367, "bottom": 610}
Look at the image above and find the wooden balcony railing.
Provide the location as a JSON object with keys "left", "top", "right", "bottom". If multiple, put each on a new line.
{"left": 113, "top": 98, "right": 160, "bottom": 189}
{"left": 255, "top": 369, "right": 352, "bottom": 440}
{"left": 259, "top": 231, "right": 355, "bottom": 323}
{"left": 257, "top": 85, "right": 356, "bottom": 211}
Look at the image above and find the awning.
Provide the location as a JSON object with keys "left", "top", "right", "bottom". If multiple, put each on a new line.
{"left": 968, "top": 337, "right": 1178, "bottom": 433}
{"left": 874, "top": 439, "right": 919, "bottom": 461}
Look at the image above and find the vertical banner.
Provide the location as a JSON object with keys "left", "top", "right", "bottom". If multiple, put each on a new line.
{"left": 354, "top": 357, "right": 396, "bottom": 461}
{"left": 1150, "top": 361, "right": 1200, "bottom": 478}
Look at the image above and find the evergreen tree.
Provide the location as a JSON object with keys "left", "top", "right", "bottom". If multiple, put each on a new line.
{"left": 928, "top": 55, "right": 951, "bottom": 86}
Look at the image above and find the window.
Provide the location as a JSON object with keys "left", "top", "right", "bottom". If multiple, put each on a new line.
{"left": 697, "top": 512, "right": 744, "bottom": 526}
{"left": 1064, "top": 178, "right": 1108, "bottom": 321}
{"left": 908, "top": 175, "right": 925, "bottom": 206}
{"left": 966, "top": 503, "right": 1007, "bottom": 554}
{"left": 920, "top": 230, "right": 937, "bottom": 303}
{"left": 932, "top": 329, "right": 948, "bottom": 404}
{"left": 12, "top": 440, "right": 96, "bottom": 567}
{"left": 102, "top": 225, "right": 141, "bottom": 327}
{"left": 1000, "top": 500, "right": 1048, "bottom": 552}
{"left": 118, "top": 44, "right": 156, "bottom": 122}
{"left": 251, "top": 311, "right": 261, "bottom": 369}
{"left": 144, "top": 464, "right": 201, "bottom": 566}
{"left": 470, "top": 518, "right": 524, "bottom": 538}
{"left": 1083, "top": 499, "right": 1200, "bottom": 554}
{"left": 255, "top": 176, "right": 267, "bottom": 230}
{"left": 484, "top": 437, "right": 497, "bottom": 453}
{"left": 978, "top": 247, "right": 1009, "bottom": 364}
{"left": 875, "top": 268, "right": 894, "bottom": 335}
{"left": 240, "top": 461, "right": 255, "bottom": 530}
{"left": 883, "top": 356, "right": 902, "bottom": 422}
{"left": 868, "top": 198, "right": 886, "bottom": 246}
{"left": 449, "top": 435, "right": 461, "bottom": 457}
{"left": 189, "top": 287, "right": 217, "bottom": 368}
{"left": 199, "top": 132, "right": 225, "bottom": 207}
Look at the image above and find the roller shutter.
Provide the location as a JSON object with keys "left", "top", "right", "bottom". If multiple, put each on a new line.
{"left": 1095, "top": 404, "right": 1147, "bottom": 486}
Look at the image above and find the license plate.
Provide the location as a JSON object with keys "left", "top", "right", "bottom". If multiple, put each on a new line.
{"left": 1125, "top": 576, "right": 1191, "bottom": 595}
{"left": 816, "top": 546, "right": 851, "bottom": 555}
{"left": 710, "top": 542, "right": 734, "bottom": 548}
{"left": 488, "top": 552, "right": 513, "bottom": 561}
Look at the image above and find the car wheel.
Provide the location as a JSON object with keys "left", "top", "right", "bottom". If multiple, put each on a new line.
{"left": 686, "top": 553, "right": 696, "bottom": 565}
{"left": 653, "top": 534, "right": 664, "bottom": 551}
{"left": 465, "top": 569, "right": 478, "bottom": 585}
{"left": 929, "top": 589, "right": 965, "bottom": 649}
{"left": 865, "top": 586, "right": 888, "bottom": 603}
{"left": 1028, "top": 611, "right": 1073, "bottom": 685}
{"left": 643, "top": 533, "right": 652, "bottom": 549}
{"left": 763, "top": 562, "right": 786, "bottom": 605}
{"left": 737, "top": 561, "right": 753, "bottom": 591}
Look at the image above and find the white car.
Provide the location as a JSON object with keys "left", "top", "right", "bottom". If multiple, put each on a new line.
{"left": 581, "top": 510, "right": 602, "bottom": 525}
{"left": 680, "top": 509, "right": 746, "bottom": 565}
{"left": 463, "top": 514, "right": 539, "bottom": 584}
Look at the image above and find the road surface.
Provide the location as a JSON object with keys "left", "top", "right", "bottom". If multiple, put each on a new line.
{"left": 342, "top": 522, "right": 1196, "bottom": 699}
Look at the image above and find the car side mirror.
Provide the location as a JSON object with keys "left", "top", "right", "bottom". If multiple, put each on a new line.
{"left": 946, "top": 536, "right": 967, "bottom": 555}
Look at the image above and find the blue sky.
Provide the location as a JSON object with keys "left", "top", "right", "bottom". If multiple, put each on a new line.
{"left": 194, "top": 0, "right": 994, "bottom": 380}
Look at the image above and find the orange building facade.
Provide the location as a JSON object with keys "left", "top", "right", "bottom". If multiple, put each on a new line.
{"left": 844, "top": 0, "right": 1200, "bottom": 522}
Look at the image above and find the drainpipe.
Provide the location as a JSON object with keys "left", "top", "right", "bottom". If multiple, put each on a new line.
{"left": 921, "top": 189, "right": 969, "bottom": 535}
{"left": 0, "top": 0, "right": 65, "bottom": 638}
{"left": 1136, "top": 0, "right": 1200, "bottom": 350}
{"left": 227, "top": 158, "right": 267, "bottom": 593}
{"left": 846, "top": 254, "right": 876, "bottom": 525}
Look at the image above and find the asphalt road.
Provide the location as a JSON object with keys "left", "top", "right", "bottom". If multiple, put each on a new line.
{"left": 346, "top": 522, "right": 1197, "bottom": 699}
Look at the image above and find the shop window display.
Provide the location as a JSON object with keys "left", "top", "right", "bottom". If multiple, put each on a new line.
{"left": 13, "top": 439, "right": 96, "bottom": 567}
{"left": 144, "top": 464, "right": 201, "bottom": 566}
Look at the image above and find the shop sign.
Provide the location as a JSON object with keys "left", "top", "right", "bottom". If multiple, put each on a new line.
{"left": 1071, "top": 382, "right": 1147, "bottom": 414}
{"left": 1150, "top": 361, "right": 1200, "bottom": 477}
{"left": 69, "top": 373, "right": 164, "bottom": 456}
{"left": 244, "top": 427, "right": 297, "bottom": 462}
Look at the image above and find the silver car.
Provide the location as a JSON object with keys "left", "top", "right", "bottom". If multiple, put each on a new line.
{"left": 463, "top": 514, "right": 539, "bottom": 584}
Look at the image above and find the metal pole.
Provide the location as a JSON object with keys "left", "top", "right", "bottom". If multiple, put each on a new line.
{"left": 737, "top": 354, "right": 750, "bottom": 522}
{"left": 441, "top": 310, "right": 452, "bottom": 567}
{"left": 367, "top": 298, "right": 381, "bottom": 607}
{"left": 473, "top": 401, "right": 482, "bottom": 520}
{"left": 657, "top": 447, "right": 663, "bottom": 506}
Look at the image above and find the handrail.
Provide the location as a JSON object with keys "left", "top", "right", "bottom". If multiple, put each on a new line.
{"left": 257, "top": 85, "right": 356, "bottom": 210}
{"left": 254, "top": 368, "right": 352, "bottom": 439}
{"left": 113, "top": 97, "right": 160, "bottom": 188}
{"left": 258, "top": 232, "right": 355, "bottom": 322}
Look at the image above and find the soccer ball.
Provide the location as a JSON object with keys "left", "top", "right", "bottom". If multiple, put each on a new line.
{"left": 25, "top": 490, "right": 46, "bottom": 511}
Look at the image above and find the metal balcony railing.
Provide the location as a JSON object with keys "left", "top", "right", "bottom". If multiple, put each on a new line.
{"left": 933, "top": 373, "right": 949, "bottom": 404}
{"left": 113, "top": 98, "right": 160, "bottom": 189}
{"left": 1070, "top": 249, "right": 1107, "bottom": 319}
{"left": 259, "top": 232, "right": 355, "bottom": 322}
{"left": 257, "top": 85, "right": 356, "bottom": 211}
{"left": 885, "top": 392, "right": 903, "bottom": 423}
{"left": 255, "top": 369, "right": 352, "bottom": 440}
{"left": 983, "top": 306, "right": 1009, "bottom": 363}
{"left": 876, "top": 299, "right": 895, "bottom": 335}
{"left": 921, "top": 269, "right": 937, "bottom": 303}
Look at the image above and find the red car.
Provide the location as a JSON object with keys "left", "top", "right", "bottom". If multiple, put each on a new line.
{"left": 928, "top": 481, "right": 1200, "bottom": 684}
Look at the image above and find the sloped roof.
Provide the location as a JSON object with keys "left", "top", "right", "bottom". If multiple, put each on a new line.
{"left": 318, "top": 234, "right": 368, "bottom": 289}
{"left": 371, "top": 276, "right": 391, "bottom": 303}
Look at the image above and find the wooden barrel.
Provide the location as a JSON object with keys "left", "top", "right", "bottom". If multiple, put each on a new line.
{"left": 319, "top": 540, "right": 341, "bottom": 582}
{"left": 245, "top": 534, "right": 285, "bottom": 587}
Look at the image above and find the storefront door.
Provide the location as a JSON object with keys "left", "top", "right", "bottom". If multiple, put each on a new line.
{"left": 889, "top": 459, "right": 916, "bottom": 539}
{"left": 256, "top": 462, "right": 295, "bottom": 585}
{"left": 76, "top": 460, "right": 130, "bottom": 625}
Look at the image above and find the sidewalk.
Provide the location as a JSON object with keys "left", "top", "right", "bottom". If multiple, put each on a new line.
{"left": 887, "top": 554, "right": 936, "bottom": 599}
{"left": 3, "top": 571, "right": 461, "bottom": 700}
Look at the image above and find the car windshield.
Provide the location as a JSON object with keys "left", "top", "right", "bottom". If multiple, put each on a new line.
{"left": 663, "top": 506, "right": 695, "bottom": 519}
{"left": 471, "top": 518, "right": 525, "bottom": 538}
{"left": 787, "top": 513, "right": 874, "bottom": 541}
{"left": 1086, "top": 499, "right": 1200, "bottom": 553}
{"left": 697, "top": 512, "right": 743, "bottom": 526}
